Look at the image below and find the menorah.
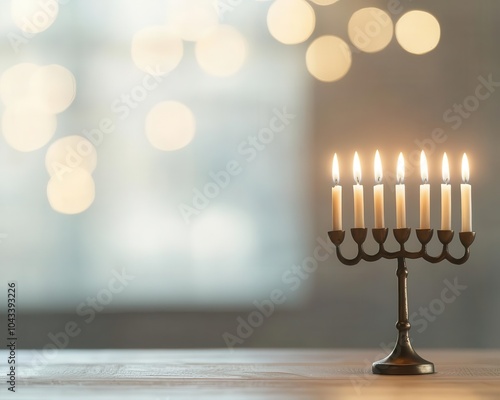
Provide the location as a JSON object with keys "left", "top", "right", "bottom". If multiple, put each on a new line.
{"left": 328, "top": 227, "right": 475, "bottom": 375}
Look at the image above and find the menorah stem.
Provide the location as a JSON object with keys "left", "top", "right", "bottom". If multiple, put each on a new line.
{"left": 396, "top": 257, "right": 410, "bottom": 346}
{"left": 372, "top": 257, "right": 435, "bottom": 375}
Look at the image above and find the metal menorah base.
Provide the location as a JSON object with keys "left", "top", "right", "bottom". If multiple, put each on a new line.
{"left": 328, "top": 228, "right": 476, "bottom": 375}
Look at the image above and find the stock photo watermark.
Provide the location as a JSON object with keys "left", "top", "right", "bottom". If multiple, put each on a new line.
{"left": 220, "top": 237, "right": 468, "bottom": 394}
{"left": 384, "top": 73, "right": 500, "bottom": 186}
{"left": 178, "top": 106, "right": 296, "bottom": 224}
{"left": 7, "top": 0, "right": 72, "bottom": 53}
{"left": 110, "top": 66, "right": 166, "bottom": 120}
{"left": 222, "top": 235, "right": 334, "bottom": 348}
{"left": 340, "top": 0, "right": 412, "bottom": 59}
{"left": 29, "top": 268, "right": 135, "bottom": 369}
{"left": 336, "top": 1, "right": 498, "bottom": 187}
{"left": 349, "top": 276, "right": 467, "bottom": 395}
{"left": 6, "top": 281, "right": 17, "bottom": 393}
{"left": 348, "top": 7, "right": 393, "bottom": 54}
{"left": 410, "top": 277, "right": 467, "bottom": 333}
{"left": 48, "top": 65, "right": 164, "bottom": 180}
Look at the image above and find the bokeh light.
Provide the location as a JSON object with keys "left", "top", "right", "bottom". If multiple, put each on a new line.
{"left": 47, "top": 168, "right": 95, "bottom": 214}
{"left": 11, "top": 0, "right": 59, "bottom": 33}
{"left": 195, "top": 25, "right": 247, "bottom": 77}
{"left": 45, "top": 135, "right": 97, "bottom": 177}
{"left": 2, "top": 104, "right": 57, "bottom": 152}
{"left": 30, "top": 64, "right": 76, "bottom": 114}
{"left": 166, "top": 0, "right": 219, "bottom": 42}
{"left": 0, "top": 63, "right": 39, "bottom": 106}
{"left": 131, "top": 26, "right": 184, "bottom": 76}
{"left": 348, "top": 7, "right": 394, "bottom": 53}
{"left": 267, "top": 0, "right": 316, "bottom": 45}
{"left": 306, "top": 35, "right": 352, "bottom": 82}
{"left": 145, "top": 101, "right": 195, "bottom": 151}
{"left": 309, "top": 0, "right": 339, "bottom": 5}
{"left": 395, "top": 10, "right": 440, "bottom": 55}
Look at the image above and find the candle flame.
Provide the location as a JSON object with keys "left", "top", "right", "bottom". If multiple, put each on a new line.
{"left": 396, "top": 152, "right": 404, "bottom": 184}
{"left": 442, "top": 152, "right": 450, "bottom": 184}
{"left": 353, "top": 151, "right": 361, "bottom": 184}
{"left": 374, "top": 150, "right": 383, "bottom": 184}
{"left": 332, "top": 153, "right": 340, "bottom": 185}
{"left": 462, "top": 153, "right": 469, "bottom": 183}
{"left": 420, "top": 150, "right": 428, "bottom": 183}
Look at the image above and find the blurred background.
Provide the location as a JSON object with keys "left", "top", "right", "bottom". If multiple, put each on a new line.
{"left": 0, "top": 0, "right": 498, "bottom": 349}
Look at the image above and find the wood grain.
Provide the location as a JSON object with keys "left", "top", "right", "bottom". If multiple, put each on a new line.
{"left": 1, "top": 349, "right": 499, "bottom": 399}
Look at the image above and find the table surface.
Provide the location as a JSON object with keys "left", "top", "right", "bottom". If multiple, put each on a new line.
{"left": 1, "top": 349, "right": 500, "bottom": 399}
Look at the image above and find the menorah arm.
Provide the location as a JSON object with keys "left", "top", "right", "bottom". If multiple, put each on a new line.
{"left": 422, "top": 250, "right": 448, "bottom": 264}
{"left": 328, "top": 231, "right": 362, "bottom": 265}
{"left": 362, "top": 247, "right": 385, "bottom": 262}
{"left": 329, "top": 229, "right": 384, "bottom": 265}
{"left": 328, "top": 229, "right": 475, "bottom": 266}
{"left": 379, "top": 248, "right": 423, "bottom": 260}
{"left": 445, "top": 248, "right": 471, "bottom": 264}
{"left": 335, "top": 246, "right": 363, "bottom": 265}
{"left": 329, "top": 228, "right": 425, "bottom": 264}
{"left": 444, "top": 231, "right": 476, "bottom": 264}
{"left": 378, "top": 228, "right": 422, "bottom": 260}
{"left": 421, "top": 231, "right": 475, "bottom": 264}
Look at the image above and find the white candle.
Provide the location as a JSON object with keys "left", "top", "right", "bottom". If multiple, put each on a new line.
{"left": 353, "top": 152, "right": 365, "bottom": 228}
{"left": 441, "top": 152, "right": 451, "bottom": 230}
{"left": 331, "top": 153, "right": 342, "bottom": 231}
{"left": 373, "top": 150, "right": 384, "bottom": 228}
{"left": 461, "top": 153, "right": 472, "bottom": 232}
{"left": 420, "top": 151, "right": 430, "bottom": 229}
{"left": 395, "top": 153, "right": 406, "bottom": 229}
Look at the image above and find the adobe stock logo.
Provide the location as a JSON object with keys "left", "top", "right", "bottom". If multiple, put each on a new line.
{"left": 178, "top": 106, "right": 296, "bottom": 224}
{"left": 443, "top": 74, "right": 500, "bottom": 130}
{"left": 8, "top": 0, "right": 72, "bottom": 53}
{"left": 222, "top": 235, "right": 335, "bottom": 349}
{"left": 29, "top": 268, "right": 135, "bottom": 369}
{"left": 410, "top": 277, "right": 467, "bottom": 333}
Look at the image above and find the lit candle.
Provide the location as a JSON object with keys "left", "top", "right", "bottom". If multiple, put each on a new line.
{"left": 373, "top": 150, "right": 384, "bottom": 228}
{"left": 461, "top": 153, "right": 472, "bottom": 232}
{"left": 353, "top": 152, "right": 365, "bottom": 228}
{"left": 395, "top": 152, "right": 406, "bottom": 229}
{"left": 419, "top": 151, "right": 430, "bottom": 229}
{"left": 441, "top": 153, "right": 451, "bottom": 230}
{"left": 331, "top": 153, "right": 342, "bottom": 231}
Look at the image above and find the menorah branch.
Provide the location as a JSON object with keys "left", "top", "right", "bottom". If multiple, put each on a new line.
{"left": 328, "top": 229, "right": 475, "bottom": 264}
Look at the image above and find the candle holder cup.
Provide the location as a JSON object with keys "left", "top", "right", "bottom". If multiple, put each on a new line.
{"left": 328, "top": 227, "right": 475, "bottom": 375}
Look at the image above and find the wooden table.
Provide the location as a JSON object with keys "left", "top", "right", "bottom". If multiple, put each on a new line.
{"left": 2, "top": 349, "right": 500, "bottom": 399}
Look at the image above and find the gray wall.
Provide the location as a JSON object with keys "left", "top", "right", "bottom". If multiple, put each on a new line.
{"left": 2, "top": 0, "right": 500, "bottom": 350}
